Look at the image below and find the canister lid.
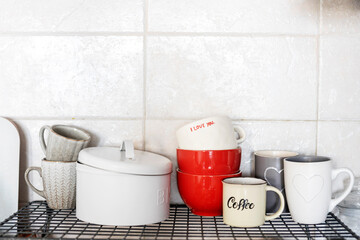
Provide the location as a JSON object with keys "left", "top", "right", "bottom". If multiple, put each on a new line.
{"left": 78, "top": 140, "right": 173, "bottom": 175}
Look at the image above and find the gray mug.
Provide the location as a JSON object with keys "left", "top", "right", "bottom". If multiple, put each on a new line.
{"left": 254, "top": 150, "right": 298, "bottom": 213}
{"left": 40, "top": 125, "right": 91, "bottom": 161}
{"left": 25, "top": 159, "right": 76, "bottom": 209}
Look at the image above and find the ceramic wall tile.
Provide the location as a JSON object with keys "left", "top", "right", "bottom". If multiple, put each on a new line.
{"left": 147, "top": 36, "right": 317, "bottom": 120}
{"left": 16, "top": 119, "right": 143, "bottom": 203}
{"left": 238, "top": 121, "right": 317, "bottom": 176}
{"left": 318, "top": 121, "right": 360, "bottom": 176}
{"left": 145, "top": 120, "right": 188, "bottom": 204}
{"left": 0, "top": 36, "right": 143, "bottom": 118}
{"left": 319, "top": 36, "right": 360, "bottom": 120}
{"left": 321, "top": 0, "right": 360, "bottom": 34}
{"left": 0, "top": 0, "right": 143, "bottom": 32}
{"left": 148, "top": 0, "right": 319, "bottom": 34}
{"left": 145, "top": 119, "right": 316, "bottom": 203}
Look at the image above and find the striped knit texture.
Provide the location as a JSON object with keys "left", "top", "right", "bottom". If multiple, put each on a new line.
{"left": 42, "top": 161, "right": 76, "bottom": 209}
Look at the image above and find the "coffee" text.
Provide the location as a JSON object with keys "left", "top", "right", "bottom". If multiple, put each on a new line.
{"left": 227, "top": 197, "right": 255, "bottom": 211}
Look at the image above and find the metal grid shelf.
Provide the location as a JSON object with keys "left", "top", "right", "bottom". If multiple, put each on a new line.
{"left": 0, "top": 201, "right": 359, "bottom": 239}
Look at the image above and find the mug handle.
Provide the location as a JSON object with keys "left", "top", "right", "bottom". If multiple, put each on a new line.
{"left": 233, "top": 126, "right": 246, "bottom": 144}
{"left": 39, "top": 125, "right": 51, "bottom": 155}
{"left": 328, "top": 168, "right": 354, "bottom": 212}
{"left": 24, "top": 167, "right": 45, "bottom": 198}
{"left": 264, "top": 186, "right": 285, "bottom": 221}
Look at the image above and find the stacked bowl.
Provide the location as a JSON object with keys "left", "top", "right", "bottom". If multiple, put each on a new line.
{"left": 176, "top": 116, "right": 246, "bottom": 216}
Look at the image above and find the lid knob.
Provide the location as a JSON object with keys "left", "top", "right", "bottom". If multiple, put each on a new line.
{"left": 120, "top": 140, "right": 135, "bottom": 160}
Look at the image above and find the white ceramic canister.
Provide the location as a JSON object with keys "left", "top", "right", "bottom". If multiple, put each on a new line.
{"left": 76, "top": 141, "right": 173, "bottom": 226}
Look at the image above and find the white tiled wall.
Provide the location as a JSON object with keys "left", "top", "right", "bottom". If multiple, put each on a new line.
{"left": 0, "top": 0, "right": 359, "bottom": 205}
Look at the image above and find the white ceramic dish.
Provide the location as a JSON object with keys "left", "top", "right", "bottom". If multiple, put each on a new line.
{"left": 76, "top": 141, "right": 173, "bottom": 226}
{"left": 0, "top": 117, "right": 20, "bottom": 222}
{"left": 176, "top": 116, "right": 246, "bottom": 150}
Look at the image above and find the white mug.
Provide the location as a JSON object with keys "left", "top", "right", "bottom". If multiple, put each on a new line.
{"left": 25, "top": 159, "right": 76, "bottom": 209}
{"left": 222, "top": 177, "right": 284, "bottom": 228}
{"left": 284, "top": 156, "right": 354, "bottom": 224}
{"left": 176, "top": 116, "right": 246, "bottom": 150}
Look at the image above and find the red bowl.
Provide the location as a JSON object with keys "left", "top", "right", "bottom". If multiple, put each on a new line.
{"left": 177, "top": 169, "right": 242, "bottom": 216}
{"left": 177, "top": 148, "right": 241, "bottom": 175}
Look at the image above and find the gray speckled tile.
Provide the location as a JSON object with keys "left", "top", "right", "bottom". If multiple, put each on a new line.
{"left": 0, "top": 0, "right": 143, "bottom": 32}
{"left": 321, "top": 0, "right": 360, "bottom": 34}
{"left": 147, "top": 36, "right": 317, "bottom": 120}
{"left": 320, "top": 36, "right": 360, "bottom": 120}
{"left": 318, "top": 121, "right": 360, "bottom": 176}
{"left": 0, "top": 36, "right": 143, "bottom": 118}
{"left": 149, "top": 0, "right": 319, "bottom": 34}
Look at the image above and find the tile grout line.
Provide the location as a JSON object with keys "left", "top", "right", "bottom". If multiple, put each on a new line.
{"left": 0, "top": 32, "right": 145, "bottom": 36}
{"left": 6, "top": 117, "right": 360, "bottom": 122}
{"left": 143, "top": 0, "right": 149, "bottom": 150}
{"left": 6, "top": 117, "right": 145, "bottom": 121}
{"left": 0, "top": 32, "right": 346, "bottom": 38}
{"left": 316, "top": 0, "right": 323, "bottom": 156}
{"left": 145, "top": 32, "right": 318, "bottom": 38}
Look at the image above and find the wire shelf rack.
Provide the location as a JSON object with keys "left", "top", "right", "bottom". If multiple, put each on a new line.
{"left": 0, "top": 201, "right": 358, "bottom": 239}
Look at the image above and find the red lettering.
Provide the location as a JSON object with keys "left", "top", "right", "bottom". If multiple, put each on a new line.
{"left": 206, "top": 121, "right": 215, "bottom": 127}
{"left": 191, "top": 123, "right": 206, "bottom": 131}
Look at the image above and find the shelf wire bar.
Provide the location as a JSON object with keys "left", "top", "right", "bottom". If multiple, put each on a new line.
{"left": 185, "top": 207, "right": 190, "bottom": 240}
{"left": 268, "top": 218, "right": 279, "bottom": 238}
{"left": 170, "top": 205, "right": 177, "bottom": 239}
{"left": 0, "top": 201, "right": 359, "bottom": 239}
{"left": 330, "top": 212, "right": 359, "bottom": 237}
{"left": 229, "top": 225, "right": 236, "bottom": 239}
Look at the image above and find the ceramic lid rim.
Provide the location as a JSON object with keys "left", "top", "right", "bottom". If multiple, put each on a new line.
{"left": 78, "top": 147, "right": 173, "bottom": 175}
